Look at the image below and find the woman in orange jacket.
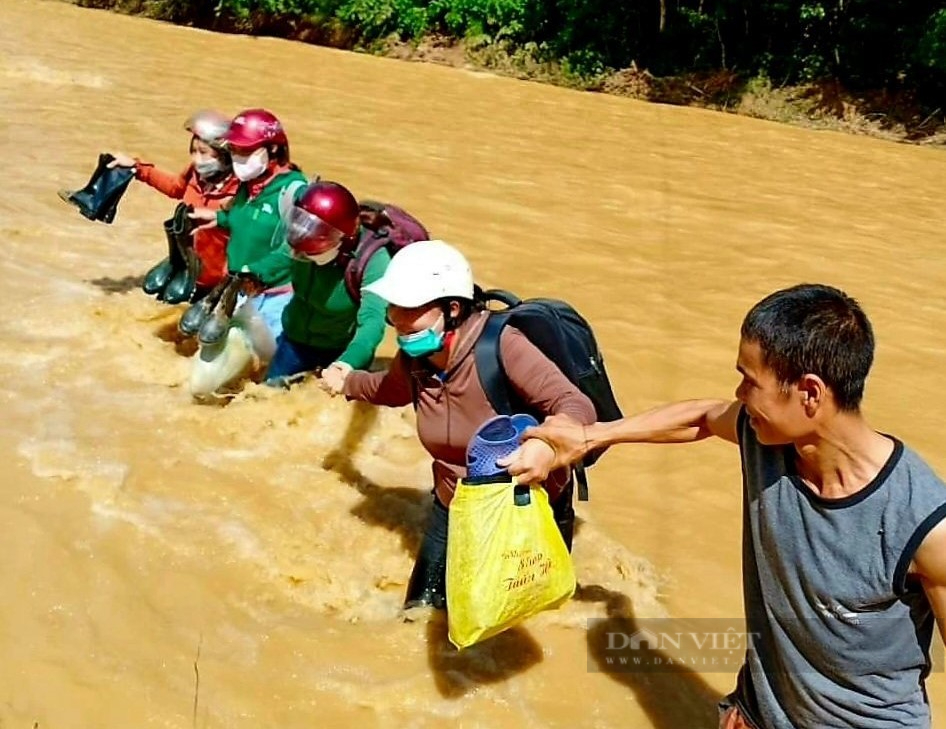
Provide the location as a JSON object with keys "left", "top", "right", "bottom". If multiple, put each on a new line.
{"left": 109, "top": 110, "right": 240, "bottom": 299}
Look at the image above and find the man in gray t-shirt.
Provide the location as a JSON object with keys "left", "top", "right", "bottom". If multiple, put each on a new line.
{"left": 503, "top": 283, "right": 946, "bottom": 729}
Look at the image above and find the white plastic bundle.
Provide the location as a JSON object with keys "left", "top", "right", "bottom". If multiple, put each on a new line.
{"left": 188, "top": 297, "right": 277, "bottom": 397}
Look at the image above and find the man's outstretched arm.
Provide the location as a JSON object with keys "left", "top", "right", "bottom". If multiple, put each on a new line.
{"left": 500, "top": 399, "right": 741, "bottom": 483}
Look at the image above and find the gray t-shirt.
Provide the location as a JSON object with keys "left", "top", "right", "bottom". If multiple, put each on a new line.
{"left": 726, "top": 408, "right": 946, "bottom": 728}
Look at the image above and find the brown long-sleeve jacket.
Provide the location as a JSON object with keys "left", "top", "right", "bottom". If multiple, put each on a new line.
{"left": 343, "top": 311, "right": 597, "bottom": 506}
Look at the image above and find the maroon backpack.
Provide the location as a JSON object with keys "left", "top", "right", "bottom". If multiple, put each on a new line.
{"left": 343, "top": 200, "right": 430, "bottom": 304}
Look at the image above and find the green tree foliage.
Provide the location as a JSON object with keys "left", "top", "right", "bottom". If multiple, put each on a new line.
{"left": 336, "top": 0, "right": 428, "bottom": 37}
{"left": 918, "top": 7, "right": 946, "bottom": 71}
{"left": 151, "top": 0, "right": 946, "bottom": 95}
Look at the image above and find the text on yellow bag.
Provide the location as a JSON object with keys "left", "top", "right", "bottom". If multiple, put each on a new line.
{"left": 446, "top": 479, "right": 576, "bottom": 649}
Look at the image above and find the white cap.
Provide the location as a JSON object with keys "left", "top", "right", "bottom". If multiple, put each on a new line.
{"left": 364, "top": 240, "right": 475, "bottom": 307}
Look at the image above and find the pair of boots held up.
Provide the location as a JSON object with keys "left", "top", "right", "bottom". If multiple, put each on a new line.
{"left": 178, "top": 273, "right": 243, "bottom": 345}
{"left": 57, "top": 153, "right": 134, "bottom": 224}
{"left": 142, "top": 203, "right": 201, "bottom": 304}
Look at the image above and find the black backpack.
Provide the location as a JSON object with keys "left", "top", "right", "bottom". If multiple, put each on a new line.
{"left": 473, "top": 288, "right": 623, "bottom": 500}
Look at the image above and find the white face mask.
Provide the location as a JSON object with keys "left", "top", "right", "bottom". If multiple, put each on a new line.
{"left": 231, "top": 148, "right": 269, "bottom": 182}
{"left": 306, "top": 247, "right": 340, "bottom": 266}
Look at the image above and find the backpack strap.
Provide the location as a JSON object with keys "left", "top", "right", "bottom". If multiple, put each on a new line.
{"left": 480, "top": 288, "right": 522, "bottom": 308}
{"left": 474, "top": 310, "right": 514, "bottom": 416}
{"left": 474, "top": 294, "right": 592, "bottom": 502}
{"left": 357, "top": 200, "right": 390, "bottom": 232}
{"left": 573, "top": 464, "right": 589, "bottom": 502}
{"left": 277, "top": 179, "right": 307, "bottom": 223}
{"left": 473, "top": 287, "right": 522, "bottom": 414}
{"left": 343, "top": 231, "right": 392, "bottom": 304}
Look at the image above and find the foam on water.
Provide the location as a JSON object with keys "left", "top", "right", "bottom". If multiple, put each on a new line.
{"left": 1, "top": 54, "right": 111, "bottom": 90}
{"left": 5, "top": 0, "right": 946, "bottom": 725}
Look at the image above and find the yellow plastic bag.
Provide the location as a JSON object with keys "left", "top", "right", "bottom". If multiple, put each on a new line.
{"left": 446, "top": 478, "right": 576, "bottom": 649}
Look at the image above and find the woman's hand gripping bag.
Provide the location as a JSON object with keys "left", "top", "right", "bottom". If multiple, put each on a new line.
{"left": 446, "top": 415, "right": 576, "bottom": 649}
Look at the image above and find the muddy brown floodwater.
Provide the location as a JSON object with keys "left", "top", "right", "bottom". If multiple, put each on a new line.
{"left": 1, "top": 1, "right": 944, "bottom": 726}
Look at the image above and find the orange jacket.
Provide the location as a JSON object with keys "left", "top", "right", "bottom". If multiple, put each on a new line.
{"left": 135, "top": 162, "right": 239, "bottom": 288}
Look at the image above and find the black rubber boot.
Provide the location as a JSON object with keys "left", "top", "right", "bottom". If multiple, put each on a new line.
{"left": 142, "top": 257, "right": 175, "bottom": 296}
{"left": 179, "top": 274, "right": 232, "bottom": 337}
{"left": 57, "top": 153, "right": 111, "bottom": 219}
{"left": 197, "top": 275, "right": 242, "bottom": 347}
{"left": 162, "top": 204, "right": 199, "bottom": 304}
{"left": 404, "top": 498, "right": 449, "bottom": 610}
{"left": 162, "top": 247, "right": 199, "bottom": 304}
{"left": 150, "top": 215, "right": 184, "bottom": 301}
{"left": 58, "top": 153, "right": 135, "bottom": 224}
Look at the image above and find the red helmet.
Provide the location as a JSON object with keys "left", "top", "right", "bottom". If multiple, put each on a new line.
{"left": 223, "top": 109, "right": 288, "bottom": 149}
{"left": 285, "top": 181, "right": 360, "bottom": 255}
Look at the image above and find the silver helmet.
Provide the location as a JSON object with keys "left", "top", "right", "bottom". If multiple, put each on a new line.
{"left": 184, "top": 109, "right": 231, "bottom": 150}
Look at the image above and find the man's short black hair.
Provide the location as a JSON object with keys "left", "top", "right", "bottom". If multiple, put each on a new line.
{"left": 741, "top": 284, "right": 874, "bottom": 411}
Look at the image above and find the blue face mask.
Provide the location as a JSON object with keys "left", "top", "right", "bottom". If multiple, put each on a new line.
{"left": 396, "top": 315, "right": 445, "bottom": 358}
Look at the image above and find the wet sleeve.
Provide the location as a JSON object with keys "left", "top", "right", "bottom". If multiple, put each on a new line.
{"left": 499, "top": 327, "right": 597, "bottom": 425}
{"left": 246, "top": 234, "right": 294, "bottom": 287}
{"left": 343, "top": 354, "right": 414, "bottom": 408}
{"left": 134, "top": 162, "right": 188, "bottom": 199}
{"left": 335, "top": 251, "right": 391, "bottom": 369}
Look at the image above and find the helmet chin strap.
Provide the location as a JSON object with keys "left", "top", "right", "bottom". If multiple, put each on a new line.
{"left": 335, "top": 233, "right": 359, "bottom": 264}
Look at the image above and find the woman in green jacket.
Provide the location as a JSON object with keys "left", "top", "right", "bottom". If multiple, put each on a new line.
{"left": 187, "top": 109, "right": 307, "bottom": 398}
{"left": 267, "top": 180, "right": 398, "bottom": 389}
{"left": 190, "top": 108, "right": 306, "bottom": 341}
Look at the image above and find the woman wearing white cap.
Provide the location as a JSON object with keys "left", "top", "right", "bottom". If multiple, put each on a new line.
{"left": 323, "top": 240, "right": 596, "bottom": 610}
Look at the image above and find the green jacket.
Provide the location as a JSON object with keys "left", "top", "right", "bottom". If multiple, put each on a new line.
{"left": 282, "top": 235, "right": 391, "bottom": 369}
{"left": 216, "top": 169, "right": 307, "bottom": 287}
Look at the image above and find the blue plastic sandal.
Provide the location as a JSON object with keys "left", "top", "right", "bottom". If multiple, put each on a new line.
{"left": 465, "top": 413, "right": 539, "bottom": 479}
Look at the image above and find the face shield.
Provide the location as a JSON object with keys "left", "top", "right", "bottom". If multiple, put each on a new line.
{"left": 285, "top": 204, "right": 345, "bottom": 255}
